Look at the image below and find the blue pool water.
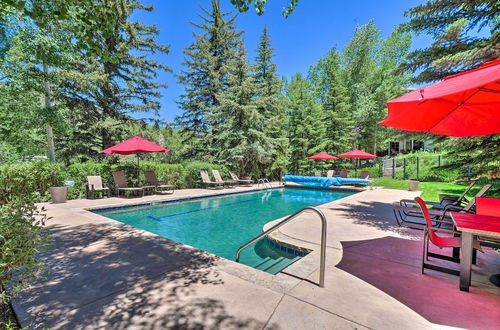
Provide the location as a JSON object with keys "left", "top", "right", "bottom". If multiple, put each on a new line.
{"left": 96, "top": 188, "right": 355, "bottom": 273}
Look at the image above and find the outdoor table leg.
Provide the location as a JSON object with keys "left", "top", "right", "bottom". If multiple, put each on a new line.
{"left": 460, "top": 232, "right": 473, "bottom": 291}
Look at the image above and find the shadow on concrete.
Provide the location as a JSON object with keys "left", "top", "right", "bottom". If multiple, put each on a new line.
{"left": 337, "top": 236, "right": 500, "bottom": 329}
{"left": 13, "top": 222, "right": 279, "bottom": 329}
{"left": 329, "top": 200, "right": 421, "bottom": 239}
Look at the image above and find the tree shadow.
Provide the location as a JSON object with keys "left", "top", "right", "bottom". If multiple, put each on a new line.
{"left": 13, "top": 221, "right": 280, "bottom": 329}
{"left": 327, "top": 200, "right": 422, "bottom": 239}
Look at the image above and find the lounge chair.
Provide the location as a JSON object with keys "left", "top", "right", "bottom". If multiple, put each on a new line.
{"left": 314, "top": 171, "right": 321, "bottom": 177}
{"left": 200, "top": 170, "right": 224, "bottom": 189}
{"left": 112, "top": 171, "right": 147, "bottom": 197}
{"left": 393, "top": 184, "right": 493, "bottom": 228}
{"left": 86, "top": 176, "right": 110, "bottom": 199}
{"left": 415, "top": 197, "right": 482, "bottom": 276}
{"left": 339, "top": 170, "right": 349, "bottom": 178}
{"left": 359, "top": 171, "right": 369, "bottom": 179}
{"left": 437, "top": 180, "right": 476, "bottom": 206}
{"left": 144, "top": 170, "right": 175, "bottom": 194}
{"left": 326, "top": 170, "right": 335, "bottom": 177}
{"left": 212, "top": 169, "right": 237, "bottom": 187}
{"left": 229, "top": 171, "right": 253, "bottom": 186}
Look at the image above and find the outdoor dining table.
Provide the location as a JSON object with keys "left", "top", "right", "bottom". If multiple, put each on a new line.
{"left": 450, "top": 211, "right": 500, "bottom": 291}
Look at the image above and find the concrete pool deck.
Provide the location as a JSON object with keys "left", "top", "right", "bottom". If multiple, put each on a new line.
{"left": 12, "top": 185, "right": 500, "bottom": 329}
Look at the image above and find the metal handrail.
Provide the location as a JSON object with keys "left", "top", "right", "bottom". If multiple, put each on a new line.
{"left": 235, "top": 206, "right": 327, "bottom": 287}
{"left": 257, "top": 178, "right": 272, "bottom": 189}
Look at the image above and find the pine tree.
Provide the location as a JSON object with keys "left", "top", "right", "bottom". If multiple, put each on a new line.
{"left": 211, "top": 42, "right": 272, "bottom": 176}
{"left": 400, "top": 0, "right": 498, "bottom": 83}
{"left": 176, "top": 0, "right": 242, "bottom": 158}
{"left": 308, "top": 49, "right": 353, "bottom": 155}
{"left": 286, "top": 73, "right": 327, "bottom": 174}
{"left": 253, "top": 25, "right": 289, "bottom": 178}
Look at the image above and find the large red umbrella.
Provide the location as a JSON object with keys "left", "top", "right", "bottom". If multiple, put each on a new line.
{"left": 102, "top": 136, "right": 170, "bottom": 181}
{"left": 307, "top": 152, "right": 339, "bottom": 160}
{"left": 379, "top": 59, "right": 500, "bottom": 137}
{"left": 338, "top": 149, "right": 377, "bottom": 175}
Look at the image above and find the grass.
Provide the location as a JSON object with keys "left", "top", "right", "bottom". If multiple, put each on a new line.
{"left": 370, "top": 178, "right": 487, "bottom": 201}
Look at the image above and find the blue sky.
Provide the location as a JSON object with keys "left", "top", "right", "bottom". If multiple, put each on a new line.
{"left": 132, "top": 0, "right": 430, "bottom": 123}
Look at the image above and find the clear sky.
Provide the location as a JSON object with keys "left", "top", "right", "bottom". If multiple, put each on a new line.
{"left": 132, "top": 0, "right": 430, "bottom": 123}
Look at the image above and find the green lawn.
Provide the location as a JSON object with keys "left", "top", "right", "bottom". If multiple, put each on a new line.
{"left": 370, "top": 178, "right": 490, "bottom": 201}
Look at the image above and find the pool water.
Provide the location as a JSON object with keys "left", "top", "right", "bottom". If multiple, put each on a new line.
{"left": 96, "top": 188, "right": 355, "bottom": 273}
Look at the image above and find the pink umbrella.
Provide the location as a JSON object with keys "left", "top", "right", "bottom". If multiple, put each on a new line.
{"left": 102, "top": 136, "right": 170, "bottom": 181}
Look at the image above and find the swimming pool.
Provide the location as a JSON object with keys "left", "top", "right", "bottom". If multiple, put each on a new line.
{"left": 95, "top": 187, "right": 356, "bottom": 274}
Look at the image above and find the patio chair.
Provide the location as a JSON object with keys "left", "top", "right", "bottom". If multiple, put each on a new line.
{"left": 112, "top": 171, "right": 146, "bottom": 197}
{"left": 476, "top": 197, "right": 500, "bottom": 250}
{"left": 229, "top": 171, "right": 253, "bottom": 186}
{"left": 437, "top": 180, "right": 476, "bottom": 206}
{"left": 393, "top": 184, "right": 493, "bottom": 228}
{"left": 415, "top": 197, "right": 482, "bottom": 276}
{"left": 144, "top": 170, "right": 175, "bottom": 195}
{"left": 86, "top": 176, "right": 110, "bottom": 199}
{"left": 314, "top": 171, "right": 322, "bottom": 177}
{"left": 200, "top": 170, "right": 224, "bottom": 189}
{"left": 359, "top": 171, "right": 369, "bottom": 179}
{"left": 212, "top": 169, "right": 237, "bottom": 188}
{"left": 326, "top": 170, "right": 335, "bottom": 177}
{"left": 339, "top": 170, "right": 349, "bottom": 178}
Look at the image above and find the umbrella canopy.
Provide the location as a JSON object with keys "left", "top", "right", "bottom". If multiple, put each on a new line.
{"left": 307, "top": 152, "right": 339, "bottom": 160}
{"left": 338, "top": 149, "right": 377, "bottom": 159}
{"left": 379, "top": 59, "right": 500, "bottom": 137}
{"left": 102, "top": 136, "right": 170, "bottom": 155}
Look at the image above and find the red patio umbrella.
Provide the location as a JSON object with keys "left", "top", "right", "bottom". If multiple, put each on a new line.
{"left": 338, "top": 149, "right": 377, "bottom": 176}
{"left": 379, "top": 59, "right": 500, "bottom": 137}
{"left": 307, "top": 152, "right": 339, "bottom": 160}
{"left": 337, "top": 149, "right": 377, "bottom": 159}
{"left": 102, "top": 136, "right": 170, "bottom": 181}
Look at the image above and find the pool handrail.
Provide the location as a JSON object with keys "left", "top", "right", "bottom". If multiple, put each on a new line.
{"left": 235, "top": 206, "right": 327, "bottom": 287}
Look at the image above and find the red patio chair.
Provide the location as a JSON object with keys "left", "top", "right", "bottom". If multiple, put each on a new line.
{"left": 476, "top": 197, "right": 500, "bottom": 249}
{"left": 414, "top": 197, "right": 482, "bottom": 276}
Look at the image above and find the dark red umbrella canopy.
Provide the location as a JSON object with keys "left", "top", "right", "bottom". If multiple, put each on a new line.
{"left": 102, "top": 136, "right": 170, "bottom": 155}
{"left": 338, "top": 149, "right": 377, "bottom": 159}
{"left": 379, "top": 59, "right": 500, "bottom": 137}
{"left": 308, "top": 152, "right": 339, "bottom": 160}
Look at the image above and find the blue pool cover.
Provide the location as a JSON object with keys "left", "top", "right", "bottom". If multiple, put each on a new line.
{"left": 283, "top": 175, "right": 370, "bottom": 187}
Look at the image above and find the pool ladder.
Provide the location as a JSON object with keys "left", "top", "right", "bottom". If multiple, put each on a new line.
{"left": 257, "top": 178, "right": 272, "bottom": 190}
{"left": 235, "top": 206, "right": 327, "bottom": 288}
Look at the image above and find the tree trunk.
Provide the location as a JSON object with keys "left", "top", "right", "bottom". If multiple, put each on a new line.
{"left": 43, "top": 62, "right": 56, "bottom": 162}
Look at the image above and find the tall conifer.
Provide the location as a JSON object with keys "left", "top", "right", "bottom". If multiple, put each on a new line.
{"left": 176, "top": 0, "right": 242, "bottom": 157}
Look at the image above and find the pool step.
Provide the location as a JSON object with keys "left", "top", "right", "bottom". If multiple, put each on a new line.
{"left": 252, "top": 256, "right": 302, "bottom": 275}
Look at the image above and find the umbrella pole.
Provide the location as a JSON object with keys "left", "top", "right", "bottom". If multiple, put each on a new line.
{"left": 137, "top": 153, "right": 140, "bottom": 184}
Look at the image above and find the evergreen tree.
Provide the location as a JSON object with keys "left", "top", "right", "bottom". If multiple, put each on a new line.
{"left": 400, "top": 0, "right": 498, "bottom": 83}
{"left": 308, "top": 49, "right": 353, "bottom": 155}
{"left": 58, "top": 0, "right": 170, "bottom": 156}
{"left": 253, "top": 25, "right": 289, "bottom": 177}
{"left": 286, "top": 73, "right": 327, "bottom": 174}
{"left": 176, "top": 0, "right": 242, "bottom": 158}
{"left": 211, "top": 42, "right": 272, "bottom": 176}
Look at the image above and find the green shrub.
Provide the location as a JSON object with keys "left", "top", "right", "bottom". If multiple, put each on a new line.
{"left": 0, "top": 161, "right": 64, "bottom": 203}
{"left": 0, "top": 196, "right": 51, "bottom": 304}
{"left": 65, "top": 162, "right": 113, "bottom": 199}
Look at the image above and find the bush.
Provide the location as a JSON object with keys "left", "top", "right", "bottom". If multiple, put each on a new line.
{"left": 0, "top": 196, "right": 51, "bottom": 304}
{"left": 139, "top": 162, "right": 187, "bottom": 188}
{"left": 0, "top": 161, "right": 64, "bottom": 203}
{"left": 65, "top": 162, "right": 113, "bottom": 199}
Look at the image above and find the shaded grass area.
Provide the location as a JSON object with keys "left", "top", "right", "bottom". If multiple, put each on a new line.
{"left": 371, "top": 178, "right": 499, "bottom": 201}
